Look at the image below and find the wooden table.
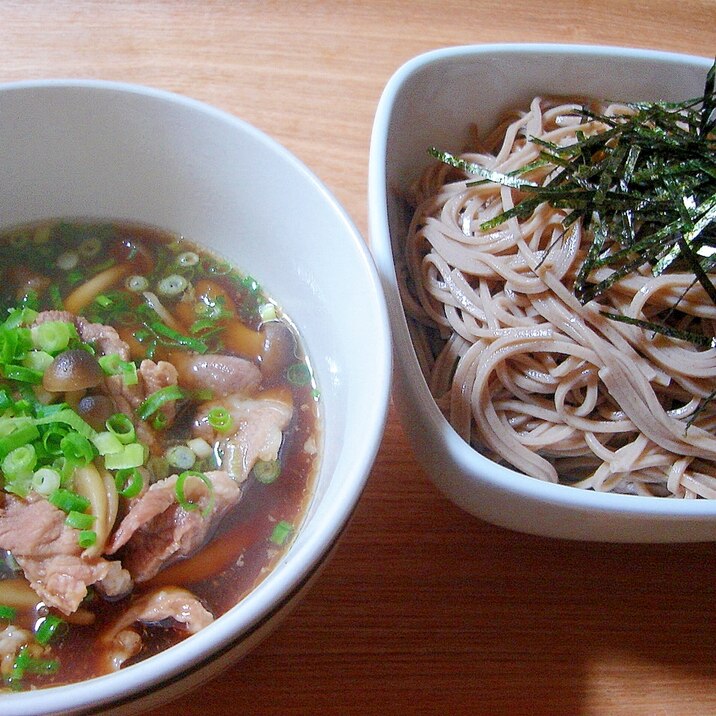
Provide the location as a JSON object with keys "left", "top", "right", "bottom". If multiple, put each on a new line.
{"left": 2, "top": 2, "right": 716, "bottom": 714}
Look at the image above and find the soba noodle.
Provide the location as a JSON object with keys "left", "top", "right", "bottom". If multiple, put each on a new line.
{"left": 400, "top": 97, "right": 716, "bottom": 498}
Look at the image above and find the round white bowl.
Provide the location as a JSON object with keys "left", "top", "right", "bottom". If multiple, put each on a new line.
{"left": 369, "top": 44, "right": 716, "bottom": 543}
{"left": 0, "top": 80, "right": 391, "bottom": 714}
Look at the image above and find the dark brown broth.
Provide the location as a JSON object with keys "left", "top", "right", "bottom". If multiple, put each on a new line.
{"left": 0, "top": 220, "right": 320, "bottom": 690}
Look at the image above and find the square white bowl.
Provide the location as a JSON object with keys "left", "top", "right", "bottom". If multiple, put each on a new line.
{"left": 369, "top": 44, "right": 716, "bottom": 542}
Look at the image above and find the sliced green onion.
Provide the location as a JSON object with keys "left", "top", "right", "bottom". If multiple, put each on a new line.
{"left": 31, "top": 467, "right": 62, "bottom": 496}
{"left": 18, "top": 291, "right": 39, "bottom": 312}
{"left": 189, "top": 317, "right": 218, "bottom": 334}
{"left": 0, "top": 605, "right": 17, "bottom": 620}
{"left": 94, "top": 294, "right": 112, "bottom": 308}
{"left": 259, "top": 303, "right": 277, "bottom": 322}
{"left": 77, "top": 530, "right": 97, "bottom": 548}
{"left": 103, "top": 442, "right": 145, "bottom": 470}
{"left": 53, "top": 456, "right": 77, "bottom": 485}
{"left": 34, "top": 409, "right": 97, "bottom": 439}
{"left": 2, "top": 444, "right": 37, "bottom": 479}
{"left": 10, "top": 645, "right": 60, "bottom": 682}
{"left": 41, "top": 426, "right": 68, "bottom": 457}
{"left": 175, "top": 470, "right": 214, "bottom": 517}
{"left": 270, "top": 520, "right": 293, "bottom": 546}
{"left": 137, "top": 384, "right": 184, "bottom": 421}
{"left": 3, "top": 364, "right": 43, "bottom": 384}
{"left": 286, "top": 362, "right": 311, "bottom": 386}
{"left": 22, "top": 350, "right": 54, "bottom": 373}
{"left": 31, "top": 321, "right": 72, "bottom": 354}
{"left": 125, "top": 274, "right": 149, "bottom": 292}
{"left": 157, "top": 274, "right": 189, "bottom": 296}
{"left": 91, "top": 431, "right": 123, "bottom": 456}
{"left": 48, "top": 284, "right": 64, "bottom": 310}
{"left": 49, "top": 488, "right": 90, "bottom": 514}
{"left": 98, "top": 354, "right": 138, "bottom": 386}
{"left": 65, "top": 511, "right": 95, "bottom": 530}
{"left": 149, "top": 321, "right": 208, "bottom": 353}
{"left": 60, "top": 432, "right": 95, "bottom": 464}
{"left": 151, "top": 412, "right": 168, "bottom": 430}
{"left": 207, "top": 406, "right": 232, "bottom": 432}
{"left": 106, "top": 413, "right": 136, "bottom": 444}
{"left": 0, "top": 423, "right": 39, "bottom": 459}
{"left": 177, "top": 251, "right": 199, "bottom": 267}
{"left": 114, "top": 467, "right": 144, "bottom": 499}
{"left": 121, "top": 362, "right": 139, "bottom": 386}
{"left": 0, "top": 390, "right": 12, "bottom": 411}
{"left": 166, "top": 445, "right": 196, "bottom": 470}
{"left": 66, "top": 268, "right": 83, "bottom": 285}
{"left": 253, "top": 459, "right": 281, "bottom": 484}
{"left": 35, "top": 614, "right": 66, "bottom": 645}
{"left": 2, "top": 308, "right": 36, "bottom": 330}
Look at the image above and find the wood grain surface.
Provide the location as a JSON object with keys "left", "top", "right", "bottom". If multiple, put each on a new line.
{"left": 1, "top": 2, "right": 716, "bottom": 714}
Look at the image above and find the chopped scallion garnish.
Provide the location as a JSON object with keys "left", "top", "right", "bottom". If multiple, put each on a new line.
{"left": 253, "top": 459, "right": 281, "bottom": 484}
{"left": 207, "top": 406, "right": 232, "bottom": 432}
{"left": 48, "top": 488, "right": 90, "bottom": 515}
{"left": 269, "top": 520, "right": 293, "bottom": 546}
{"left": 137, "top": 385, "right": 185, "bottom": 421}
{"left": 105, "top": 413, "right": 136, "bottom": 444}
{"left": 114, "top": 467, "right": 144, "bottom": 499}
{"left": 175, "top": 470, "right": 214, "bottom": 517}
{"left": 0, "top": 605, "right": 17, "bottom": 621}
{"left": 103, "top": 442, "right": 145, "bottom": 470}
{"left": 65, "top": 510, "right": 95, "bottom": 530}
{"left": 35, "top": 614, "right": 66, "bottom": 645}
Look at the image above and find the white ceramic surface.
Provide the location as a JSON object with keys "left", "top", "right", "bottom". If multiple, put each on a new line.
{"left": 0, "top": 80, "right": 391, "bottom": 714}
{"left": 368, "top": 44, "right": 716, "bottom": 543}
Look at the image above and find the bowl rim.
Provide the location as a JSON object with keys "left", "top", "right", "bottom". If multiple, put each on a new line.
{"left": 0, "top": 77, "right": 393, "bottom": 713}
{"left": 368, "top": 42, "right": 716, "bottom": 519}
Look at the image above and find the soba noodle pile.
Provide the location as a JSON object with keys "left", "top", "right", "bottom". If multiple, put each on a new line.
{"left": 400, "top": 97, "right": 716, "bottom": 498}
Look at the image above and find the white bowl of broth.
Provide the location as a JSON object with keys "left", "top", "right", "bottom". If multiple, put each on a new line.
{"left": 369, "top": 44, "right": 716, "bottom": 542}
{"left": 0, "top": 81, "right": 391, "bottom": 713}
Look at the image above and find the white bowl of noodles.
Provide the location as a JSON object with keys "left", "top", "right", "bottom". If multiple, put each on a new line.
{"left": 369, "top": 44, "right": 716, "bottom": 542}
{"left": 0, "top": 80, "right": 391, "bottom": 713}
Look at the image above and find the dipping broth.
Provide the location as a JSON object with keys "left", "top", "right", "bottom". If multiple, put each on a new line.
{"left": 0, "top": 220, "right": 320, "bottom": 690}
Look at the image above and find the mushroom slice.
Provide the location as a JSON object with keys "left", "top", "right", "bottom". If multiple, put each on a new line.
{"left": 43, "top": 349, "right": 104, "bottom": 392}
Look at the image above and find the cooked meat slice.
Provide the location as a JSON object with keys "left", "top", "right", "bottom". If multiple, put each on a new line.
{"left": 101, "top": 586, "right": 213, "bottom": 671}
{"left": 171, "top": 351, "right": 261, "bottom": 398}
{"left": 0, "top": 494, "right": 132, "bottom": 615}
{"left": 76, "top": 317, "right": 131, "bottom": 361}
{"left": 106, "top": 470, "right": 241, "bottom": 582}
{"left": 194, "top": 391, "right": 293, "bottom": 482}
{"left": 104, "top": 359, "right": 180, "bottom": 452}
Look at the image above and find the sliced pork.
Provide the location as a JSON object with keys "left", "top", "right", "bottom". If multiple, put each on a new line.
{"left": 106, "top": 470, "right": 241, "bottom": 582}
{"left": 0, "top": 494, "right": 132, "bottom": 615}
{"left": 193, "top": 391, "right": 293, "bottom": 481}
{"left": 101, "top": 586, "right": 213, "bottom": 671}
{"left": 171, "top": 351, "right": 262, "bottom": 398}
{"left": 104, "top": 359, "right": 180, "bottom": 451}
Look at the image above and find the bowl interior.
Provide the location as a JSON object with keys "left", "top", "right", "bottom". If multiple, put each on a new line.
{"left": 0, "top": 80, "right": 391, "bottom": 713}
{"left": 369, "top": 45, "right": 716, "bottom": 541}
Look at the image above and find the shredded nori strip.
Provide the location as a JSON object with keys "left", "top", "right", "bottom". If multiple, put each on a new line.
{"left": 429, "top": 58, "right": 716, "bottom": 349}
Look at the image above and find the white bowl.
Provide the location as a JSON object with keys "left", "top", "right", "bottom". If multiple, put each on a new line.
{"left": 369, "top": 44, "right": 716, "bottom": 543}
{"left": 0, "top": 80, "right": 391, "bottom": 714}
